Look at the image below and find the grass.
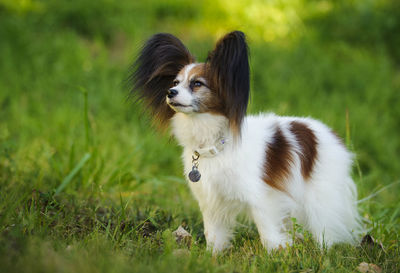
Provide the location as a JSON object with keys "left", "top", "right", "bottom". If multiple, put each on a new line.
{"left": 0, "top": 0, "right": 399, "bottom": 272}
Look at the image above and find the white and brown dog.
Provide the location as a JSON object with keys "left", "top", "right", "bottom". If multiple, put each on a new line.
{"left": 129, "top": 31, "right": 362, "bottom": 253}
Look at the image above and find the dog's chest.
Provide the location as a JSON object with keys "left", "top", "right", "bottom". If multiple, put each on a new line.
{"left": 182, "top": 147, "right": 255, "bottom": 201}
{"left": 171, "top": 113, "right": 270, "bottom": 201}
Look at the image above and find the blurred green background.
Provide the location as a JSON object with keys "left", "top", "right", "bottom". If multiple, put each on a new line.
{"left": 0, "top": 0, "right": 399, "bottom": 272}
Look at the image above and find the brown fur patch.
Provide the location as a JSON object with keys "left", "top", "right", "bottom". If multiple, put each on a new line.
{"left": 180, "top": 63, "right": 225, "bottom": 115}
{"left": 263, "top": 126, "right": 293, "bottom": 192}
{"left": 187, "top": 63, "right": 206, "bottom": 81}
{"left": 176, "top": 63, "right": 205, "bottom": 82}
{"left": 198, "top": 91, "right": 225, "bottom": 114}
{"left": 289, "top": 121, "right": 318, "bottom": 180}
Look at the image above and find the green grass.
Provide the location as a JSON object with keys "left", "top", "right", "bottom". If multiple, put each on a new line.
{"left": 1, "top": 0, "right": 399, "bottom": 272}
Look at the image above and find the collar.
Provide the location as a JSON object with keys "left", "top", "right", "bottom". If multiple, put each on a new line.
{"left": 193, "top": 137, "right": 226, "bottom": 158}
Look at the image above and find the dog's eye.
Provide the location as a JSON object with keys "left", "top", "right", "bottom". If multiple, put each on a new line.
{"left": 193, "top": 81, "right": 203, "bottom": 87}
{"left": 173, "top": 80, "right": 179, "bottom": 86}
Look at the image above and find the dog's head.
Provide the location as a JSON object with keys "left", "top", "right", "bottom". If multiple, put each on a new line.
{"left": 129, "top": 31, "right": 250, "bottom": 135}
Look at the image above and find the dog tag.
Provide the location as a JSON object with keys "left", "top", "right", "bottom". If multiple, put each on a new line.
{"left": 188, "top": 166, "right": 201, "bottom": 182}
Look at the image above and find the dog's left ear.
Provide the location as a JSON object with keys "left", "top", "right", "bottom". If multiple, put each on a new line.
{"left": 207, "top": 31, "right": 250, "bottom": 136}
{"left": 128, "top": 33, "right": 194, "bottom": 129}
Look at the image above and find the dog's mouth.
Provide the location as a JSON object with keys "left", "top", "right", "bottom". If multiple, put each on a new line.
{"left": 166, "top": 97, "right": 198, "bottom": 113}
{"left": 168, "top": 102, "right": 191, "bottom": 108}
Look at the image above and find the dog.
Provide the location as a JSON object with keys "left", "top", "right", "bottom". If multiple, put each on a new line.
{"left": 128, "top": 31, "right": 362, "bottom": 253}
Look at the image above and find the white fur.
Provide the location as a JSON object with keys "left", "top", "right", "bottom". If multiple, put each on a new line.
{"left": 171, "top": 112, "right": 362, "bottom": 253}
{"left": 173, "top": 63, "right": 197, "bottom": 105}
{"left": 166, "top": 64, "right": 199, "bottom": 113}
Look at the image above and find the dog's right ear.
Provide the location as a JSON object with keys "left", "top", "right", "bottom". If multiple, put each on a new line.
{"left": 128, "top": 33, "right": 194, "bottom": 128}
{"left": 206, "top": 31, "right": 250, "bottom": 137}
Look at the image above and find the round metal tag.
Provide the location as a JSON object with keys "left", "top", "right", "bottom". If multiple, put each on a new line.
{"left": 188, "top": 167, "right": 201, "bottom": 182}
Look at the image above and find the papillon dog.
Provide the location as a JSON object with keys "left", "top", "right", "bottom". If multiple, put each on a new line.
{"left": 128, "top": 31, "right": 362, "bottom": 253}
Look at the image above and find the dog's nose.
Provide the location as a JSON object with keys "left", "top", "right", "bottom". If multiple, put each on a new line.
{"left": 167, "top": 89, "right": 178, "bottom": 98}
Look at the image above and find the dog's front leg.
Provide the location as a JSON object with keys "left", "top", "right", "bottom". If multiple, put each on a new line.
{"left": 251, "top": 205, "right": 291, "bottom": 251}
{"left": 201, "top": 204, "right": 238, "bottom": 254}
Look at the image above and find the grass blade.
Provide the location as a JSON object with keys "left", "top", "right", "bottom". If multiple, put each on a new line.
{"left": 357, "top": 180, "right": 400, "bottom": 204}
{"left": 55, "top": 153, "right": 91, "bottom": 195}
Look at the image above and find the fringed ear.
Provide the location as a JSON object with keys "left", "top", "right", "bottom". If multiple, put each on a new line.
{"left": 128, "top": 33, "right": 194, "bottom": 129}
{"left": 206, "top": 31, "right": 250, "bottom": 137}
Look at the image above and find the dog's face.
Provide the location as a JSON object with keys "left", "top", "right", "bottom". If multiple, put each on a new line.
{"left": 166, "top": 63, "right": 223, "bottom": 114}
{"left": 130, "top": 31, "right": 250, "bottom": 135}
